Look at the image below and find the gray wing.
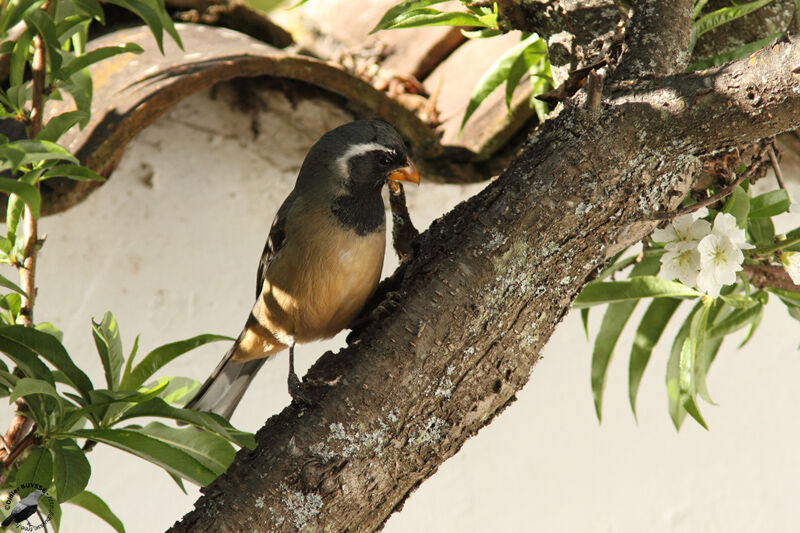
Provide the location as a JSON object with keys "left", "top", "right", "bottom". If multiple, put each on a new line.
{"left": 256, "top": 197, "right": 292, "bottom": 297}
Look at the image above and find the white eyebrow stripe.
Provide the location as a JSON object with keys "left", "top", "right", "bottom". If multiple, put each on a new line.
{"left": 335, "top": 142, "right": 394, "bottom": 176}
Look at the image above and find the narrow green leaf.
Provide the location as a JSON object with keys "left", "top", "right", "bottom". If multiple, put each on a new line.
{"left": 113, "top": 397, "right": 255, "bottom": 449}
{"left": 7, "top": 192, "right": 25, "bottom": 244}
{"left": 580, "top": 308, "right": 590, "bottom": 339}
{"left": 25, "top": 9, "right": 62, "bottom": 72}
{"left": 719, "top": 293, "right": 759, "bottom": 309}
{"left": 0, "top": 272, "right": 29, "bottom": 298}
{"left": 137, "top": 422, "right": 235, "bottom": 476}
{"left": 37, "top": 111, "right": 90, "bottom": 143}
{"left": 692, "top": 0, "right": 774, "bottom": 47}
{"left": 6, "top": 139, "right": 79, "bottom": 167}
{"left": 749, "top": 189, "right": 790, "bottom": 218}
{"left": 722, "top": 183, "right": 749, "bottom": 227}
{"left": 122, "top": 334, "right": 140, "bottom": 382}
{"left": 0, "top": 333, "right": 55, "bottom": 384}
{"left": 628, "top": 298, "right": 681, "bottom": 419}
{"left": 688, "top": 31, "right": 783, "bottom": 71}
{"left": 693, "top": 0, "right": 709, "bottom": 19}
{"left": 0, "top": 325, "right": 93, "bottom": 399}
{"left": 747, "top": 217, "right": 775, "bottom": 246}
{"left": 91, "top": 312, "right": 124, "bottom": 390}
{"left": 666, "top": 303, "right": 703, "bottom": 430}
{"left": 10, "top": 28, "right": 34, "bottom": 88}
{"left": 371, "top": 0, "right": 459, "bottom": 33}
{"left": 0, "top": 0, "right": 42, "bottom": 36}
{"left": 15, "top": 446, "right": 53, "bottom": 490}
{"left": 59, "top": 43, "right": 143, "bottom": 78}
{"left": 58, "top": 428, "right": 217, "bottom": 486}
{"left": 120, "top": 333, "right": 231, "bottom": 391}
{"left": 461, "top": 27, "right": 503, "bottom": 39}
{"left": 574, "top": 276, "right": 701, "bottom": 308}
{"left": 51, "top": 439, "right": 91, "bottom": 502}
{"left": 590, "top": 259, "right": 660, "bottom": 421}
{"left": 705, "top": 304, "right": 763, "bottom": 339}
{"left": 738, "top": 306, "right": 762, "bottom": 347}
{"left": 68, "top": 491, "right": 125, "bottom": 533}
{"left": 42, "top": 164, "right": 105, "bottom": 182}
{"left": 148, "top": 375, "right": 199, "bottom": 404}
{"left": 72, "top": 0, "right": 105, "bottom": 22}
{"left": 460, "top": 32, "right": 543, "bottom": 130}
{"left": 0, "top": 143, "right": 27, "bottom": 171}
{"left": 381, "top": 8, "right": 495, "bottom": 31}
{"left": 689, "top": 300, "right": 713, "bottom": 404}
{"left": 683, "top": 396, "right": 709, "bottom": 430}
{"left": 504, "top": 36, "right": 547, "bottom": 110}
{"left": 61, "top": 68, "right": 93, "bottom": 124}
{"left": 0, "top": 178, "right": 41, "bottom": 218}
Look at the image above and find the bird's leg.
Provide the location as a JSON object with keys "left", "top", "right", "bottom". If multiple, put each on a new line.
{"left": 287, "top": 339, "right": 312, "bottom": 406}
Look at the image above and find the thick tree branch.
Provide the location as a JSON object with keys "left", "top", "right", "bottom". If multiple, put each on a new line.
{"left": 169, "top": 31, "right": 800, "bottom": 533}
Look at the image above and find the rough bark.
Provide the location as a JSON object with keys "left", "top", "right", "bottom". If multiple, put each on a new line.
{"left": 169, "top": 0, "right": 800, "bottom": 530}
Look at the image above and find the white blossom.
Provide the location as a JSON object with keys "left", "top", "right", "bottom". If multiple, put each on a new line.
{"left": 781, "top": 252, "right": 800, "bottom": 285}
{"left": 696, "top": 233, "right": 744, "bottom": 298}
{"left": 652, "top": 213, "right": 711, "bottom": 250}
{"left": 710, "top": 212, "right": 754, "bottom": 250}
{"left": 660, "top": 241, "right": 701, "bottom": 286}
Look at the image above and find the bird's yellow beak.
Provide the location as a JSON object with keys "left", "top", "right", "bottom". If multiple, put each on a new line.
{"left": 387, "top": 159, "right": 420, "bottom": 184}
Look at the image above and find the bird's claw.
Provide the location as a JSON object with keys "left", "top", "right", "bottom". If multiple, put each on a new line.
{"left": 288, "top": 371, "right": 314, "bottom": 407}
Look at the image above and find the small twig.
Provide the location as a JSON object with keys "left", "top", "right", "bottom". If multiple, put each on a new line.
{"left": 768, "top": 146, "right": 791, "bottom": 202}
{"left": 652, "top": 170, "right": 750, "bottom": 220}
{"left": 743, "top": 264, "right": 799, "bottom": 292}
{"left": 36, "top": 510, "right": 49, "bottom": 533}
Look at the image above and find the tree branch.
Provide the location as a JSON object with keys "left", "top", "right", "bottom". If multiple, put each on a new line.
{"left": 169, "top": 34, "right": 800, "bottom": 533}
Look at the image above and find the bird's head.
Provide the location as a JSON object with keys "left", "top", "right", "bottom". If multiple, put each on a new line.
{"left": 298, "top": 120, "right": 420, "bottom": 196}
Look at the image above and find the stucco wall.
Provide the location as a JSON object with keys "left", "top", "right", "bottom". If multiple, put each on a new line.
{"left": 3, "top": 85, "right": 799, "bottom": 532}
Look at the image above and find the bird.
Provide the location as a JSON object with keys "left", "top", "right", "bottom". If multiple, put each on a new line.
{"left": 185, "top": 120, "right": 420, "bottom": 420}
{"left": 2, "top": 489, "right": 43, "bottom": 527}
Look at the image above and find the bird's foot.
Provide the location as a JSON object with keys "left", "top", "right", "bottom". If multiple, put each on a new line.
{"left": 288, "top": 371, "right": 314, "bottom": 407}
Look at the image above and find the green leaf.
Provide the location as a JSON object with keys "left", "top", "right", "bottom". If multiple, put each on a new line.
{"left": 37, "top": 111, "right": 90, "bottom": 143}
{"left": 113, "top": 397, "right": 255, "bottom": 448}
{"left": 25, "top": 9, "right": 63, "bottom": 72}
{"left": 666, "top": 303, "right": 703, "bottom": 429}
{"left": 91, "top": 312, "right": 124, "bottom": 391}
{"left": 58, "top": 428, "right": 217, "bottom": 486}
{"left": 0, "top": 325, "right": 94, "bottom": 399}
{"left": 719, "top": 293, "right": 759, "bottom": 309}
{"left": 7, "top": 191, "right": 25, "bottom": 244}
{"left": 11, "top": 377, "right": 64, "bottom": 405}
{"left": 105, "top": 0, "right": 182, "bottom": 53}
{"left": 377, "top": 8, "right": 496, "bottom": 32}
{"left": 0, "top": 272, "right": 29, "bottom": 298}
{"left": 0, "top": 0, "right": 43, "bottom": 36}
{"left": 574, "top": 276, "right": 701, "bottom": 308}
{"left": 749, "top": 189, "right": 790, "bottom": 218}
{"left": 705, "top": 303, "right": 763, "bottom": 339}
{"left": 460, "top": 32, "right": 544, "bottom": 130}
{"left": 10, "top": 27, "right": 34, "bottom": 88}
{"left": 72, "top": 0, "right": 105, "bottom": 23}
{"left": 149, "top": 375, "right": 199, "bottom": 404}
{"left": 51, "top": 439, "right": 91, "bottom": 502}
{"left": 0, "top": 143, "right": 27, "bottom": 171}
{"left": 68, "top": 491, "right": 125, "bottom": 533}
{"left": 590, "top": 258, "right": 661, "bottom": 421}
{"left": 0, "top": 331, "right": 55, "bottom": 384}
{"left": 120, "top": 333, "right": 231, "bottom": 391}
{"left": 59, "top": 43, "right": 143, "bottom": 78}
{"left": 5, "top": 139, "right": 79, "bottom": 168}
{"left": 722, "top": 183, "right": 749, "bottom": 227}
{"left": 691, "top": 0, "right": 774, "bottom": 52}
{"left": 61, "top": 68, "right": 93, "bottom": 124}
{"left": 504, "top": 35, "right": 547, "bottom": 111}
{"left": 688, "top": 31, "right": 783, "bottom": 71}
{"left": 371, "top": 0, "right": 459, "bottom": 33}
{"left": 688, "top": 299, "right": 713, "bottom": 405}
{"left": 748, "top": 217, "right": 775, "bottom": 246}
{"left": 628, "top": 298, "right": 681, "bottom": 419}
{"left": 682, "top": 395, "right": 709, "bottom": 430}
{"left": 42, "top": 164, "right": 105, "bottom": 182}
{"left": 461, "top": 27, "right": 503, "bottom": 39}
{"left": 137, "top": 421, "right": 236, "bottom": 476}
{"left": 0, "top": 178, "right": 41, "bottom": 218}
{"left": 15, "top": 446, "right": 53, "bottom": 489}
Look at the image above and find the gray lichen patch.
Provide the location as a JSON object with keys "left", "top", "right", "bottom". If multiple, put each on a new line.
{"left": 325, "top": 419, "right": 390, "bottom": 458}
{"left": 280, "top": 486, "right": 323, "bottom": 530}
{"left": 410, "top": 416, "right": 448, "bottom": 446}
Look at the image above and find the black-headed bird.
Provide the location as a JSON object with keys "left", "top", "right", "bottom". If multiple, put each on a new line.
{"left": 185, "top": 120, "right": 419, "bottom": 419}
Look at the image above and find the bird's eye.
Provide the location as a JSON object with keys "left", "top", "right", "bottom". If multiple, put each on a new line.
{"left": 380, "top": 152, "right": 395, "bottom": 167}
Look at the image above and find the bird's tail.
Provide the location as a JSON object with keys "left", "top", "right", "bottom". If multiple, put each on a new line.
{"left": 184, "top": 344, "right": 267, "bottom": 421}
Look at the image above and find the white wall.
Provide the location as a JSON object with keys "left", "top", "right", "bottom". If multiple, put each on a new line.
{"left": 4, "top": 85, "right": 799, "bottom": 532}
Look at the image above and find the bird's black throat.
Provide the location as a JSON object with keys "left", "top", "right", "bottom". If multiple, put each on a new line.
{"left": 331, "top": 186, "right": 385, "bottom": 236}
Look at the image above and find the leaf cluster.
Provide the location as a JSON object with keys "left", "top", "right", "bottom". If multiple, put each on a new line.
{"left": 577, "top": 176, "right": 798, "bottom": 431}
